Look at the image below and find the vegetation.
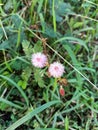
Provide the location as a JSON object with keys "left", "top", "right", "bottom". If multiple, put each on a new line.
{"left": 0, "top": 0, "right": 98, "bottom": 130}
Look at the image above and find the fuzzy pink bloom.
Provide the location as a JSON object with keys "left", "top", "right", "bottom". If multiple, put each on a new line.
{"left": 31, "top": 52, "right": 48, "bottom": 68}
{"left": 49, "top": 62, "right": 64, "bottom": 78}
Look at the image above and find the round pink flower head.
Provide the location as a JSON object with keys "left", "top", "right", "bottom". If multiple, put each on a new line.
{"left": 49, "top": 62, "right": 64, "bottom": 78}
{"left": 31, "top": 52, "right": 48, "bottom": 68}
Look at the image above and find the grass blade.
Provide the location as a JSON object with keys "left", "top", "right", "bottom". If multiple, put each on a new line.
{"left": 6, "top": 100, "right": 61, "bottom": 130}
{"left": 54, "top": 37, "right": 88, "bottom": 51}
{"left": 52, "top": 0, "right": 56, "bottom": 32}
{"left": 65, "top": 116, "right": 69, "bottom": 130}
{"left": 35, "top": 128, "right": 60, "bottom": 130}
{"left": 63, "top": 44, "right": 83, "bottom": 87}
{"left": 0, "top": 75, "right": 29, "bottom": 106}
{"left": 0, "top": 97, "right": 23, "bottom": 109}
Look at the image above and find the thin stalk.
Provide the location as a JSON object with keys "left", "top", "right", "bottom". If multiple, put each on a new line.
{"left": 52, "top": 0, "right": 56, "bottom": 32}
{"left": 53, "top": 78, "right": 57, "bottom": 92}
{"left": 84, "top": 0, "right": 98, "bottom": 6}
{"left": 0, "top": 19, "right": 8, "bottom": 39}
{"left": 68, "top": 13, "right": 98, "bottom": 22}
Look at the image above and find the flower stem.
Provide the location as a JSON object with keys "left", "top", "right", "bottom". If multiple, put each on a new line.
{"left": 53, "top": 78, "right": 57, "bottom": 92}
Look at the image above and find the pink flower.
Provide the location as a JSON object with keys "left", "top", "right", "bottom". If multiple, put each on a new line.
{"left": 31, "top": 52, "right": 48, "bottom": 68}
{"left": 48, "top": 62, "right": 64, "bottom": 78}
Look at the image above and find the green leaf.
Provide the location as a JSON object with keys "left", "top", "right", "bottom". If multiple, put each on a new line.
{"left": 21, "top": 67, "right": 32, "bottom": 89}
{"left": 4, "top": 0, "right": 13, "bottom": 12}
{"left": 0, "top": 40, "right": 10, "bottom": 50}
{"left": 0, "top": 31, "right": 26, "bottom": 50}
{"left": 33, "top": 40, "right": 43, "bottom": 52}
{"left": 11, "top": 59, "right": 27, "bottom": 71}
{"left": 34, "top": 68, "right": 45, "bottom": 88}
{"left": 11, "top": 14, "right": 22, "bottom": 29}
{"left": 0, "top": 102, "right": 9, "bottom": 111}
{"left": 50, "top": 1, "right": 72, "bottom": 22}
{"left": 73, "top": 22, "right": 83, "bottom": 29}
{"left": 22, "top": 81, "right": 27, "bottom": 89}
{"left": 45, "top": 25, "right": 57, "bottom": 38}
{"left": 6, "top": 100, "right": 61, "bottom": 130}
{"left": 55, "top": 1, "right": 72, "bottom": 15}
{"left": 18, "top": 80, "right": 27, "bottom": 90}
{"left": 22, "top": 40, "right": 33, "bottom": 57}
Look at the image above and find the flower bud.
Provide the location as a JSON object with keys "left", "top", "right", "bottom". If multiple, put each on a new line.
{"left": 59, "top": 86, "right": 65, "bottom": 96}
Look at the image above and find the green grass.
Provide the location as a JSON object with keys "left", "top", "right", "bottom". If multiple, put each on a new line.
{"left": 0, "top": 0, "right": 98, "bottom": 130}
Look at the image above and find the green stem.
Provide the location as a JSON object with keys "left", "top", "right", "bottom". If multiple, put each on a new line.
{"left": 52, "top": 0, "right": 56, "bottom": 32}
{"left": 53, "top": 78, "right": 57, "bottom": 92}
